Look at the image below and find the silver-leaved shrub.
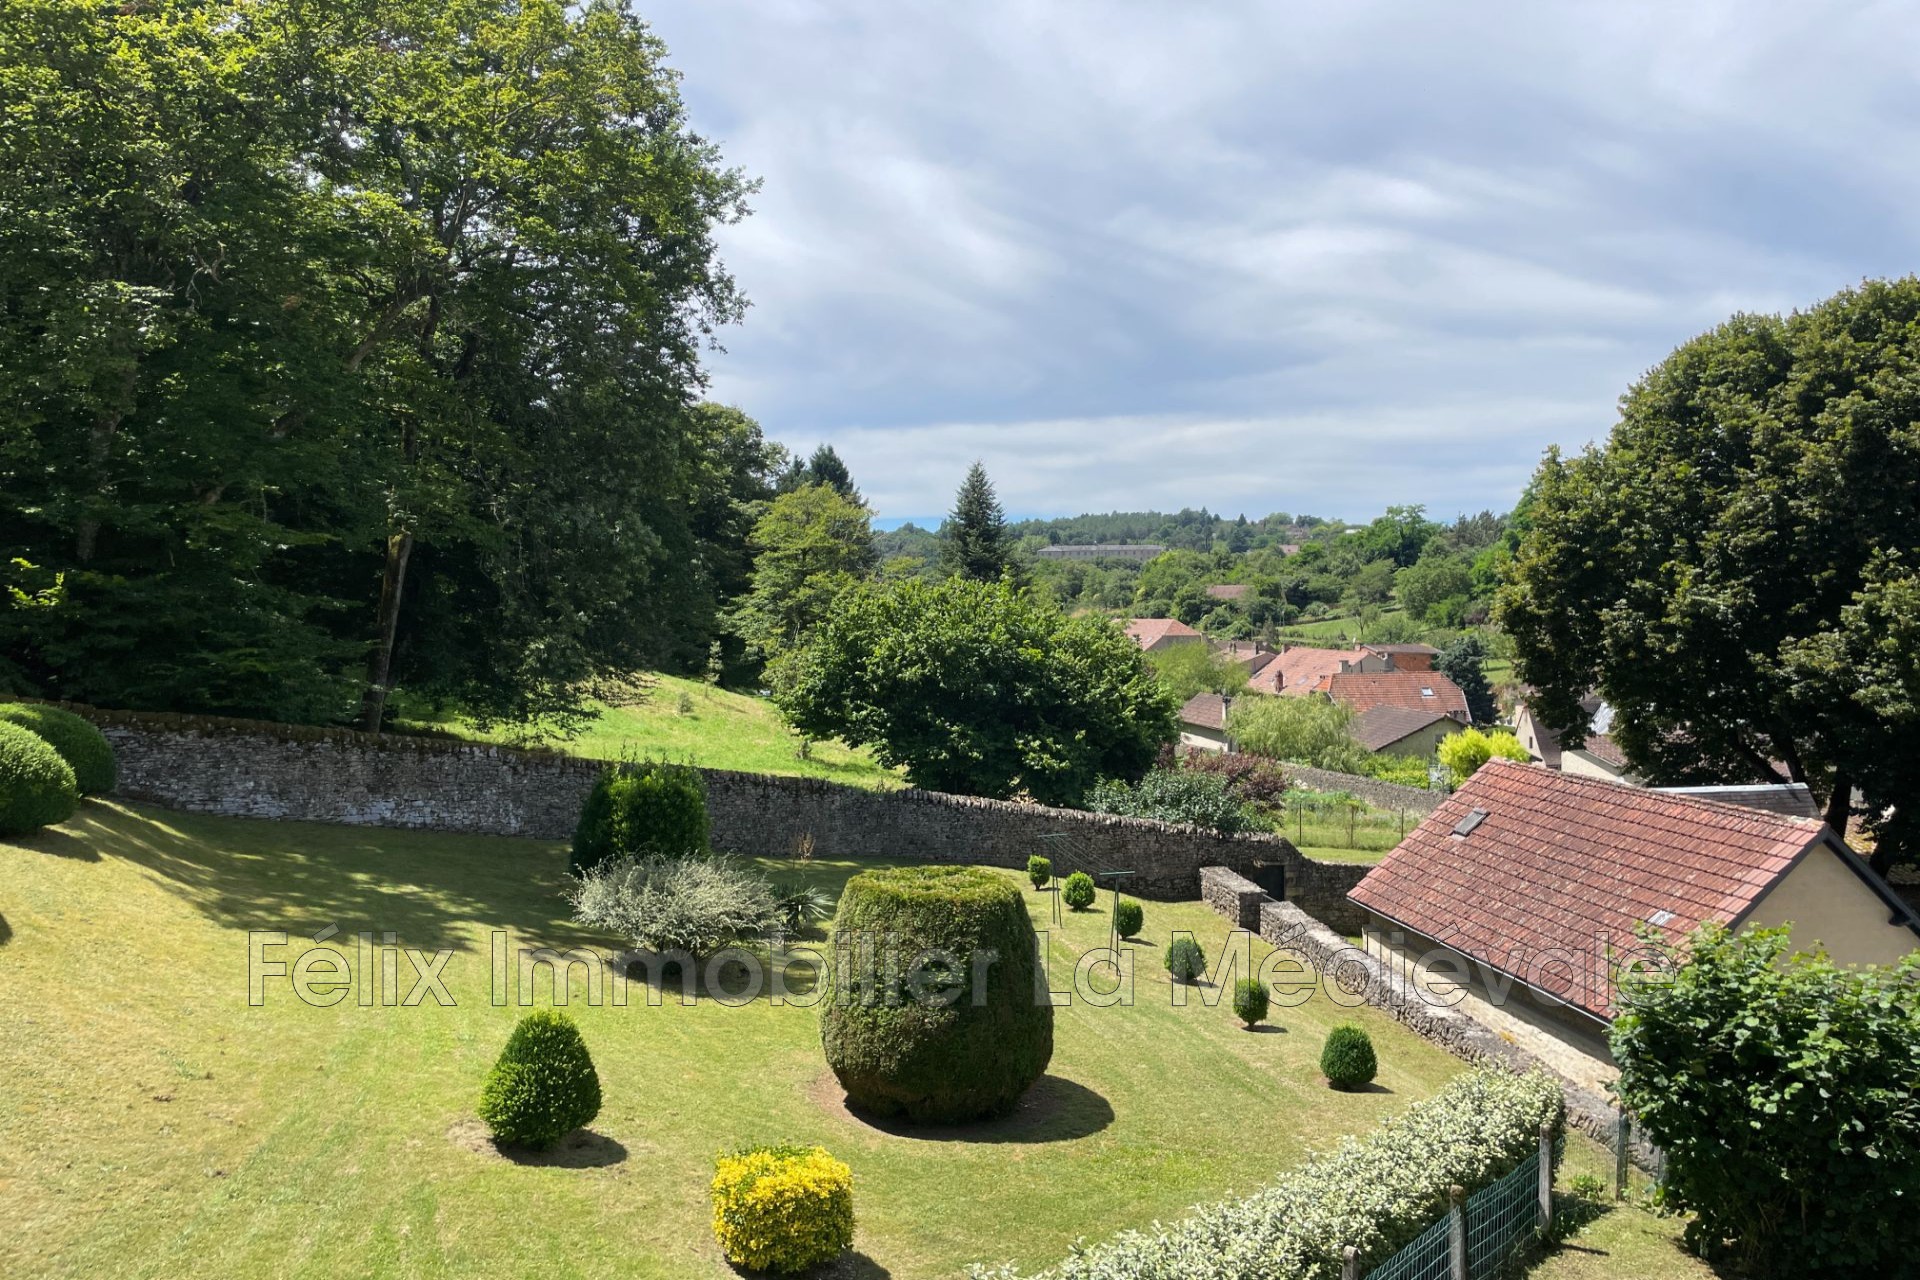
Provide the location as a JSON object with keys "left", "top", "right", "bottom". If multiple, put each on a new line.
{"left": 569, "top": 854, "right": 780, "bottom": 957}
{"left": 969, "top": 1068, "right": 1561, "bottom": 1280}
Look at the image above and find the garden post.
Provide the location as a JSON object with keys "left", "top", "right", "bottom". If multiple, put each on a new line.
{"left": 1448, "top": 1184, "right": 1466, "bottom": 1280}
{"left": 1537, "top": 1121, "right": 1553, "bottom": 1230}
{"left": 1341, "top": 1244, "right": 1359, "bottom": 1280}
{"left": 1614, "top": 1107, "right": 1630, "bottom": 1200}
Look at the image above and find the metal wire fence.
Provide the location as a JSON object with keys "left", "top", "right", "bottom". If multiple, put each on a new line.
{"left": 1363, "top": 1137, "right": 1562, "bottom": 1280}
{"left": 1363, "top": 1211, "right": 1453, "bottom": 1280}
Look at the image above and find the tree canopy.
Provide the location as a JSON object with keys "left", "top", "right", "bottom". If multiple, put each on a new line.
{"left": 1498, "top": 278, "right": 1920, "bottom": 870}
{"left": 728, "top": 485, "right": 875, "bottom": 670}
{"left": 0, "top": 0, "right": 752, "bottom": 731}
{"left": 773, "top": 578, "right": 1175, "bottom": 805}
{"left": 939, "top": 462, "right": 1015, "bottom": 583}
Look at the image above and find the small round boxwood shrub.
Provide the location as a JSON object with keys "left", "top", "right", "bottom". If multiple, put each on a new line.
{"left": 1164, "top": 936, "right": 1206, "bottom": 984}
{"left": 821, "top": 865, "right": 1053, "bottom": 1123}
{"left": 1060, "top": 870, "right": 1096, "bottom": 911}
{"left": 1025, "top": 854, "right": 1051, "bottom": 889}
{"left": 478, "top": 1009, "right": 602, "bottom": 1149}
{"left": 570, "top": 761, "right": 709, "bottom": 874}
{"left": 1321, "top": 1023, "right": 1378, "bottom": 1090}
{"left": 0, "top": 704, "right": 115, "bottom": 795}
{"left": 1113, "top": 898, "right": 1144, "bottom": 939}
{"left": 0, "top": 721, "right": 78, "bottom": 836}
{"left": 710, "top": 1143, "right": 855, "bottom": 1273}
{"left": 1233, "top": 978, "right": 1270, "bottom": 1028}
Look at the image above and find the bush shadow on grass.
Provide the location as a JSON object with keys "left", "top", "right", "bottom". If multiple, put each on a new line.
{"left": 9, "top": 817, "right": 102, "bottom": 862}
{"left": 449, "top": 1118, "right": 628, "bottom": 1168}
{"left": 821, "top": 1073, "right": 1114, "bottom": 1145}
{"left": 728, "top": 1250, "right": 892, "bottom": 1280}
{"left": 0, "top": 912, "right": 10, "bottom": 946}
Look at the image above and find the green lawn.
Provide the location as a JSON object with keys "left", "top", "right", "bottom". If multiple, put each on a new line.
{"left": 396, "top": 671, "right": 901, "bottom": 789}
{"left": 4, "top": 800, "right": 1489, "bottom": 1279}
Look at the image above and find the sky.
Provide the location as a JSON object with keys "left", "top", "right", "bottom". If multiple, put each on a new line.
{"left": 646, "top": 1, "right": 1920, "bottom": 525}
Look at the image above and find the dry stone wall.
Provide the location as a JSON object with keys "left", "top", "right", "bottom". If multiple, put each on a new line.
{"left": 60, "top": 704, "right": 1369, "bottom": 912}
{"left": 1283, "top": 762, "right": 1446, "bottom": 814}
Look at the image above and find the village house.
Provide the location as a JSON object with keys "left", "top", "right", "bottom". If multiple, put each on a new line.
{"left": 1348, "top": 760, "right": 1920, "bottom": 1090}
{"left": 1513, "top": 696, "right": 1638, "bottom": 785}
{"left": 1350, "top": 704, "right": 1460, "bottom": 757}
{"left": 1325, "top": 671, "right": 1471, "bottom": 724}
{"left": 1122, "top": 617, "right": 1206, "bottom": 651}
{"left": 1177, "top": 692, "right": 1233, "bottom": 752}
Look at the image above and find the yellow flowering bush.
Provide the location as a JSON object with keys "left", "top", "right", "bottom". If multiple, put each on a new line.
{"left": 710, "top": 1143, "right": 854, "bottom": 1273}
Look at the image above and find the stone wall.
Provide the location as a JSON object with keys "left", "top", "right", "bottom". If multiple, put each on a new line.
{"left": 62, "top": 704, "right": 1369, "bottom": 912}
{"left": 1284, "top": 762, "right": 1446, "bottom": 815}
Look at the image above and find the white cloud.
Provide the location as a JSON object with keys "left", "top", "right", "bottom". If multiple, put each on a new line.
{"left": 652, "top": 0, "right": 1920, "bottom": 519}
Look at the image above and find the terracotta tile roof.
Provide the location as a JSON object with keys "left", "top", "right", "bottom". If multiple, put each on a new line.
{"left": 1349, "top": 759, "right": 1826, "bottom": 1020}
{"left": 1122, "top": 617, "right": 1203, "bottom": 647}
{"left": 1205, "top": 584, "right": 1250, "bottom": 600}
{"left": 1327, "top": 671, "right": 1470, "bottom": 722}
{"left": 1575, "top": 733, "right": 1628, "bottom": 768}
{"left": 1216, "top": 641, "right": 1279, "bottom": 675}
{"left": 1179, "top": 692, "right": 1229, "bottom": 731}
{"left": 1351, "top": 705, "right": 1455, "bottom": 752}
{"left": 1250, "top": 645, "right": 1371, "bottom": 695}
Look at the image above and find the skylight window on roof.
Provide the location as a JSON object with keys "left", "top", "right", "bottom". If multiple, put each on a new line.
{"left": 1421, "top": 687, "right": 1434, "bottom": 697}
{"left": 1452, "top": 808, "right": 1488, "bottom": 837}
{"left": 1647, "top": 909, "right": 1676, "bottom": 928}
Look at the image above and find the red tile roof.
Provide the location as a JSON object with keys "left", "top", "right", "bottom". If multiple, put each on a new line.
{"left": 1349, "top": 759, "right": 1826, "bottom": 1019}
{"left": 1249, "top": 645, "right": 1372, "bottom": 695}
{"left": 1574, "top": 733, "right": 1628, "bottom": 768}
{"left": 1123, "top": 617, "right": 1203, "bottom": 647}
{"left": 1179, "top": 692, "right": 1229, "bottom": 731}
{"left": 1350, "top": 705, "right": 1455, "bottom": 752}
{"left": 1327, "top": 671, "right": 1470, "bottom": 722}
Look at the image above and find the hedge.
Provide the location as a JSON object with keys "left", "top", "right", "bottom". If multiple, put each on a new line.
{"left": 711, "top": 1143, "right": 855, "bottom": 1273}
{"left": 0, "top": 704, "right": 115, "bottom": 794}
{"left": 821, "top": 865, "right": 1053, "bottom": 1122}
{"left": 0, "top": 720, "right": 79, "bottom": 836}
{"left": 477, "top": 1010, "right": 602, "bottom": 1149}
{"left": 570, "top": 760, "right": 709, "bottom": 874}
{"left": 967, "top": 1069, "right": 1563, "bottom": 1279}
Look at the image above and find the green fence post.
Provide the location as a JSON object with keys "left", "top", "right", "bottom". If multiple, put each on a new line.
{"left": 1538, "top": 1122, "right": 1554, "bottom": 1231}
{"left": 1614, "top": 1107, "right": 1631, "bottom": 1201}
{"left": 1448, "top": 1184, "right": 1467, "bottom": 1280}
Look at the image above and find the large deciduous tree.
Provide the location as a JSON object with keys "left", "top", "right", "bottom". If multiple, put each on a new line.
{"left": 1498, "top": 279, "right": 1920, "bottom": 871}
{"left": 0, "top": 0, "right": 752, "bottom": 730}
{"left": 728, "top": 485, "right": 876, "bottom": 669}
{"left": 774, "top": 578, "right": 1175, "bottom": 805}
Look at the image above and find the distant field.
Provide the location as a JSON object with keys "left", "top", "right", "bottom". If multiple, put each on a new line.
{"left": 395, "top": 672, "right": 901, "bottom": 789}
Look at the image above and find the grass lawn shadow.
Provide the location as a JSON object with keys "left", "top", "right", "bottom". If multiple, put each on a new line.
{"left": 817, "top": 1072, "right": 1114, "bottom": 1145}
{"left": 730, "top": 1250, "right": 892, "bottom": 1279}
{"left": 448, "top": 1119, "right": 628, "bottom": 1168}
{"left": 0, "top": 911, "right": 10, "bottom": 945}
{"left": 11, "top": 819, "right": 102, "bottom": 862}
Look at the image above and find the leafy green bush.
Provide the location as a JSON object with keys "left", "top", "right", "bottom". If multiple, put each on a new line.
{"left": 1227, "top": 695, "right": 1372, "bottom": 774}
{"left": 1611, "top": 924, "right": 1920, "bottom": 1277}
{"left": 1086, "top": 767, "right": 1255, "bottom": 834}
{"left": 1321, "top": 1024, "right": 1378, "bottom": 1090}
{"left": 1232, "top": 979, "right": 1270, "bottom": 1028}
{"left": 711, "top": 1143, "right": 855, "bottom": 1273}
{"left": 1357, "top": 751, "right": 1434, "bottom": 788}
{"left": 967, "top": 1069, "right": 1563, "bottom": 1279}
{"left": 477, "top": 1009, "right": 602, "bottom": 1149}
{"left": 570, "top": 761, "right": 709, "bottom": 874}
{"left": 1112, "top": 898, "right": 1143, "bottom": 939}
{"left": 821, "top": 865, "right": 1052, "bottom": 1123}
{"left": 1061, "top": 870, "right": 1096, "bottom": 911}
{"left": 0, "top": 720, "right": 78, "bottom": 836}
{"left": 1164, "top": 936, "right": 1206, "bottom": 984}
{"left": 569, "top": 854, "right": 778, "bottom": 956}
{"left": 1180, "top": 750, "right": 1288, "bottom": 814}
{"left": 1026, "top": 855, "right": 1052, "bottom": 889}
{"left": 0, "top": 704, "right": 115, "bottom": 794}
{"left": 1436, "top": 726, "right": 1530, "bottom": 785}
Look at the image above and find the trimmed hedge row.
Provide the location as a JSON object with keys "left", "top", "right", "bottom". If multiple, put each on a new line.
{"left": 0, "top": 720, "right": 78, "bottom": 836}
{"left": 967, "top": 1069, "right": 1563, "bottom": 1279}
{"left": 0, "top": 703, "right": 115, "bottom": 795}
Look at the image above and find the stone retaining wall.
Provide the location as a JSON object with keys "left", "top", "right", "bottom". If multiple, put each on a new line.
{"left": 1283, "top": 762, "right": 1446, "bottom": 814}
{"left": 53, "top": 703, "right": 1370, "bottom": 910}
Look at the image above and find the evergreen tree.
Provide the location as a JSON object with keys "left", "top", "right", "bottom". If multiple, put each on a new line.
{"left": 1436, "top": 633, "right": 1498, "bottom": 725}
{"left": 804, "top": 445, "right": 858, "bottom": 500}
{"left": 940, "top": 463, "right": 1014, "bottom": 583}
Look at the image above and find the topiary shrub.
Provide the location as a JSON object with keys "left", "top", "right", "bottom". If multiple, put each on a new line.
{"left": 1233, "top": 978, "right": 1270, "bottom": 1029}
{"left": 570, "top": 761, "right": 709, "bottom": 874}
{"left": 477, "top": 1009, "right": 602, "bottom": 1149}
{"left": 1322, "top": 1023, "right": 1378, "bottom": 1090}
{"left": 0, "top": 704, "right": 115, "bottom": 795}
{"left": 711, "top": 1143, "right": 855, "bottom": 1273}
{"left": 1164, "top": 936, "right": 1206, "bottom": 984}
{"left": 1060, "top": 870, "right": 1095, "bottom": 911}
{"left": 821, "top": 865, "right": 1053, "bottom": 1123}
{"left": 1025, "top": 854, "right": 1051, "bottom": 889}
{"left": 0, "top": 721, "right": 78, "bottom": 837}
{"left": 1113, "top": 898, "right": 1144, "bottom": 939}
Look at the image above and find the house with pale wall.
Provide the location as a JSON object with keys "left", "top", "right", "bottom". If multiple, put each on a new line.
{"left": 1513, "top": 696, "right": 1638, "bottom": 784}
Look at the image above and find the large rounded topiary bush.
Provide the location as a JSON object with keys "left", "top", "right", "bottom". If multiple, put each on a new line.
{"left": 821, "top": 865, "right": 1053, "bottom": 1123}
{"left": 478, "top": 1009, "right": 602, "bottom": 1149}
{"left": 0, "top": 721, "right": 78, "bottom": 836}
{"left": 1321, "top": 1023, "right": 1378, "bottom": 1090}
{"left": 0, "top": 704, "right": 115, "bottom": 795}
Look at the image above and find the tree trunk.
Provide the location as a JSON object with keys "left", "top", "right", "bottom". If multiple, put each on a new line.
{"left": 359, "top": 528, "right": 413, "bottom": 733}
{"left": 1821, "top": 769, "right": 1851, "bottom": 841}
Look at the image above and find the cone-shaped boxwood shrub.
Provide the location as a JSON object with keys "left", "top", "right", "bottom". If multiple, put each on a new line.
{"left": 1060, "top": 870, "right": 1096, "bottom": 911}
{"left": 1025, "top": 854, "right": 1051, "bottom": 889}
{"left": 710, "top": 1143, "right": 855, "bottom": 1273}
{"left": 1322, "top": 1023, "right": 1378, "bottom": 1090}
{"left": 1113, "top": 898, "right": 1144, "bottom": 939}
{"left": 0, "top": 704, "right": 115, "bottom": 795}
{"left": 478, "top": 1010, "right": 602, "bottom": 1149}
{"left": 821, "top": 865, "right": 1053, "bottom": 1123}
{"left": 570, "top": 761, "right": 709, "bottom": 874}
{"left": 1233, "top": 978, "right": 1270, "bottom": 1028}
{"left": 0, "top": 721, "right": 78, "bottom": 836}
{"left": 1165, "top": 936, "right": 1206, "bottom": 984}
